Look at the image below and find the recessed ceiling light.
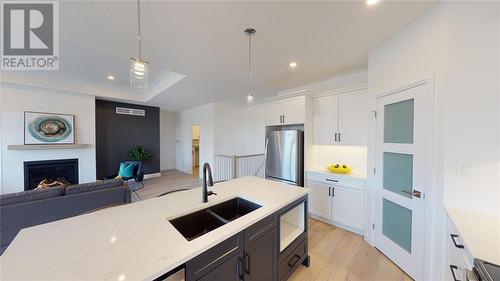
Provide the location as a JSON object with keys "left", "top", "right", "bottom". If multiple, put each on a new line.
{"left": 289, "top": 62, "right": 297, "bottom": 68}
{"left": 367, "top": 0, "right": 379, "bottom": 6}
{"left": 107, "top": 75, "right": 115, "bottom": 81}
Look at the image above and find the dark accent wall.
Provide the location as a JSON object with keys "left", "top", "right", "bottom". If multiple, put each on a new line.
{"left": 96, "top": 100, "right": 160, "bottom": 179}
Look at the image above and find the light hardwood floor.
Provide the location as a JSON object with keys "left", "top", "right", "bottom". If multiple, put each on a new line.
{"left": 135, "top": 169, "right": 201, "bottom": 200}
{"left": 289, "top": 219, "right": 412, "bottom": 281}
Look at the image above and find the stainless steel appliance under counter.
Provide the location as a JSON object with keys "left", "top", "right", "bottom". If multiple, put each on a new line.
{"left": 265, "top": 130, "right": 304, "bottom": 187}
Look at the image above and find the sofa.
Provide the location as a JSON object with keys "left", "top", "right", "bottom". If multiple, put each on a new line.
{"left": 0, "top": 179, "right": 131, "bottom": 255}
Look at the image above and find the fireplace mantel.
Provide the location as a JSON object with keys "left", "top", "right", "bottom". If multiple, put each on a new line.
{"left": 7, "top": 144, "right": 90, "bottom": 150}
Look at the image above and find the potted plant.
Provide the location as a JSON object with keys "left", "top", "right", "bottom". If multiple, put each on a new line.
{"left": 127, "top": 145, "right": 152, "bottom": 183}
{"left": 128, "top": 145, "right": 152, "bottom": 162}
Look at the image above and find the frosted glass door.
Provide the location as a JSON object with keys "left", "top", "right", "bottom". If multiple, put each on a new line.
{"left": 375, "top": 84, "right": 429, "bottom": 281}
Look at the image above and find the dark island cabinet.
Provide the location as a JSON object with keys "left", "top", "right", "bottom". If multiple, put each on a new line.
{"left": 197, "top": 251, "right": 244, "bottom": 281}
{"left": 243, "top": 227, "right": 277, "bottom": 281}
{"left": 183, "top": 196, "right": 308, "bottom": 281}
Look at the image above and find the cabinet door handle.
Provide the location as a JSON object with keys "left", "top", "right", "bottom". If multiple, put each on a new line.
{"left": 334, "top": 132, "right": 338, "bottom": 142}
{"left": 450, "top": 265, "right": 460, "bottom": 281}
{"left": 328, "top": 187, "right": 331, "bottom": 196}
{"left": 283, "top": 115, "right": 286, "bottom": 124}
{"left": 450, "top": 234, "right": 465, "bottom": 249}
{"left": 332, "top": 187, "right": 335, "bottom": 197}
{"left": 244, "top": 252, "right": 250, "bottom": 274}
{"left": 338, "top": 133, "right": 341, "bottom": 142}
{"left": 238, "top": 256, "right": 245, "bottom": 280}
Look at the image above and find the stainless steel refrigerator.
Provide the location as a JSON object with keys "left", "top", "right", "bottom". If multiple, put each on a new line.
{"left": 265, "top": 130, "right": 304, "bottom": 186}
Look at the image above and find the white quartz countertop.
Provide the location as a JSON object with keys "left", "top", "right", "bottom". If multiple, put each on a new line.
{"left": 446, "top": 206, "right": 500, "bottom": 265}
{"left": 307, "top": 167, "right": 367, "bottom": 180}
{"left": 0, "top": 177, "right": 308, "bottom": 281}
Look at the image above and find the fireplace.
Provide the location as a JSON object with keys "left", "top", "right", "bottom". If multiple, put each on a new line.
{"left": 24, "top": 159, "right": 79, "bottom": 191}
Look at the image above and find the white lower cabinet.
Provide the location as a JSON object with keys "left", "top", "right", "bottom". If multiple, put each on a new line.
{"left": 446, "top": 215, "right": 473, "bottom": 281}
{"left": 307, "top": 181, "right": 332, "bottom": 221}
{"left": 307, "top": 172, "right": 365, "bottom": 235}
{"left": 331, "top": 186, "right": 364, "bottom": 232}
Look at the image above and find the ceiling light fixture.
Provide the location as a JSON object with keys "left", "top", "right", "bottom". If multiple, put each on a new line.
{"left": 130, "top": 0, "right": 149, "bottom": 89}
{"left": 367, "top": 0, "right": 379, "bottom": 6}
{"left": 289, "top": 62, "right": 297, "bottom": 68}
{"left": 107, "top": 75, "right": 115, "bottom": 81}
{"left": 244, "top": 28, "right": 256, "bottom": 105}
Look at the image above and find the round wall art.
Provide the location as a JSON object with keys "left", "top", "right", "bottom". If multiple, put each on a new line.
{"left": 24, "top": 112, "right": 75, "bottom": 144}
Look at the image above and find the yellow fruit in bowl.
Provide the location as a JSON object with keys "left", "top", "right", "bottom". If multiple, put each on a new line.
{"left": 327, "top": 164, "right": 352, "bottom": 174}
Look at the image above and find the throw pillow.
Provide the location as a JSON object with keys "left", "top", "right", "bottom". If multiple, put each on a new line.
{"left": 118, "top": 162, "right": 136, "bottom": 178}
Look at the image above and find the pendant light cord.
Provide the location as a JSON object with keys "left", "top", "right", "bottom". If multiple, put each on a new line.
{"left": 248, "top": 32, "right": 252, "bottom": 96}
{"left": 137, "top": 0, "right": 142, "bottom": 60}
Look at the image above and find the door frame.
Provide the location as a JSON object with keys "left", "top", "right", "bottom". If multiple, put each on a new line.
{"left": 191, "top": 124, "right": 200, "bottom": 176}
{"left": 371, "top": 74, "right": 437, "bottom": 280}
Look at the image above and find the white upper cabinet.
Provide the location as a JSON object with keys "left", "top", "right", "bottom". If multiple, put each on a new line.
{"left": 282, "top": 96, "right": 305, "bottom": 125}
{"left": 337, "top": 90, "right": 369, "bottom": 145}
{"left": 313, "top": 89, "right": 368, "bottom": 145}
{"left": 313, "top": 94, "right": 338, "bottom": 144}
{"left": 265, "top": 96, "right": 305, "bottom": 126}
{"left": 265, "top": 102, "right": 284, "bottom": 126}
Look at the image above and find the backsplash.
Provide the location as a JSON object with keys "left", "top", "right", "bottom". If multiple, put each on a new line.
{"left": 310, "top": 145, "right": 368, "bottom": 174}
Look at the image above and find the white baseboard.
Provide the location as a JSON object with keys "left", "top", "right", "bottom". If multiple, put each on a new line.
{"left": 144, "top": 172, "right": 161, "bottom": 179}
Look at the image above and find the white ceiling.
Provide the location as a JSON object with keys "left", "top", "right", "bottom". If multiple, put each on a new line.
{"left": 1, "top": 1, "right": 435, "bottom": 111}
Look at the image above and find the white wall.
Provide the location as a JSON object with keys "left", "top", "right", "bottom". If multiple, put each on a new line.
{"left": 213, "top": 102, "right": 266, "bottom": 156}
{"left": 440, "top": 2, "right": 500, "bottom": 214}
{"left": 0, "top": 84, "right": 96, "bottom": 194}
{"left": 174, "top": 103, "right": 214, "bottom": 176}
{"left": 366, "top": 2, "right": 500, "bottom": 280}
{"left": 160, "top": 110, "right": 176, "bottom": 171}
{"left": 174, "top": 101, "right": 266, "bottom": 177}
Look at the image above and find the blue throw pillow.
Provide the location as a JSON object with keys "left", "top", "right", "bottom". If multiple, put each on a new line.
{"left": 118, "top": 162, "right": 136, "bottom": 178}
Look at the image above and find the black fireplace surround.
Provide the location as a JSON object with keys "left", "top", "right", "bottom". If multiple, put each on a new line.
{"left": 24, "top": 159, "right": 79, "bottom": 191}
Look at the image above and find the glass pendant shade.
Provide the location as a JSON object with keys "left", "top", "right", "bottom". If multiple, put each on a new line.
{"left": 130, "top": 58, "right": 149, "bottom": 89}
{"left": 246, "top": 94, "right": 255, "bottom": 104}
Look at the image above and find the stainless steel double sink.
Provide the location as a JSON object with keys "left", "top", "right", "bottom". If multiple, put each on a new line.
{"left": 169, "top": 197, "right": 262, "bottom": 241}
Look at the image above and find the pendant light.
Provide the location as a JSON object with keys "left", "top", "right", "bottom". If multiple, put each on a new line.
{"left": 244, "top": 28, "right": 256, "bottom": 104}
{"left": 130, "top": 0, "right": 149, "bottom": 89}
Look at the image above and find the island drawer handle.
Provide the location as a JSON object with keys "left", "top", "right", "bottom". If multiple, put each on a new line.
{"left": 287, "top": 254, "right": 301, "bottom": 267}
{"left": 238, "top": 256, "right": 244, "bottom": 280}
{"left": 450, "top": 234, "right": 464, "bottom": 249}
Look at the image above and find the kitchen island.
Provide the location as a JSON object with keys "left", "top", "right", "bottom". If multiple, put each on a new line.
{"left": 0, "top": 177, "right": 309, "bottom": 281}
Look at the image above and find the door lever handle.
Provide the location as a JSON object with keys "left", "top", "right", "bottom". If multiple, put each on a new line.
{"left": 401, "top": 189, "right": 422, "bottom": 198}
